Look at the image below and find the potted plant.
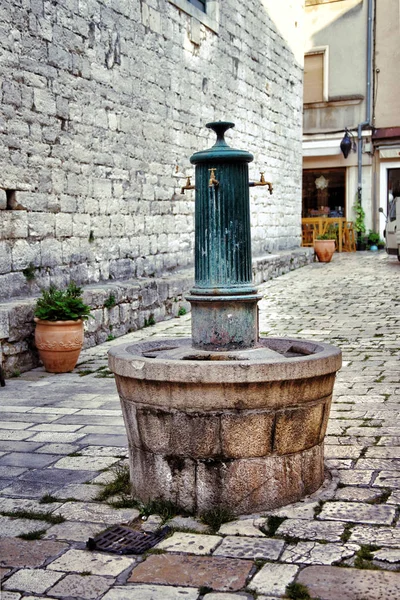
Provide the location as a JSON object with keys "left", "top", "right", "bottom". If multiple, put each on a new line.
{"left": 314, "top": 226, "right": 337, "bottom": 262}
{"left": 34, "top": 283, "right": 92, "bottom": 373}
{"left": 367, "top": 230, "right": 382, "bottom": 251}
{"left": 353, "top": 196, "right": 367, "bottom": 250}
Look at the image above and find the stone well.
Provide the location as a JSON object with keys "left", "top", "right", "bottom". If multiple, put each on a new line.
{"left": 108, "top": 121, "right": 341, "bottom": 515}
{"left": 109, "top": 336, "right": 341, "bottom": 515}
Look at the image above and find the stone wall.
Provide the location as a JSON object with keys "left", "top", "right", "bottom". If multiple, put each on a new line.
{"left": 0, "top": 248, "right": 313, "bottom": 376}
{"left": 0, "top": 0, "right": 304, "bottom": 301}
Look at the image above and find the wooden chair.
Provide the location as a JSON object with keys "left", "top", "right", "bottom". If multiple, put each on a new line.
{"left": 302, "top": 222, "right": 318, "bottom": 247}
{"left": 342, "top": 221, "right": 356, "bottom": 252}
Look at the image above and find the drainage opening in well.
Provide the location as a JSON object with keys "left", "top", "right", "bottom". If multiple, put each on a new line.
{"left": 108, "top": 121, "right": 342, "bottom": 515}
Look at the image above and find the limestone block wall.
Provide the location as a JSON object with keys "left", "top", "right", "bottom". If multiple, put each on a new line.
{"left": 0, "top": 0, "right": 304, "bottom": 301}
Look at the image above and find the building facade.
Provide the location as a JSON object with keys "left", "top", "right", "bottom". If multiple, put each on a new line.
{"left": 0, "top": 0, "right": 304, "bottom": 302}
{"left": 303, "top": 0, "right": 400, "bottom": 240}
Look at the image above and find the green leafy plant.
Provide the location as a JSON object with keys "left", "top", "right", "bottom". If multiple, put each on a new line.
{"left": 104, "top": 293, "right": 116, "bottom": 309}
{"left": 265, "top": 514, "right": 287, "bottom": 536}
{"left": 316, "top": 225, "right": 337, "bottom": 240}
{"left": 18, "top": 529, "right": 46, "bottom": 540}
{"left": 96, "top": 463, "right": 132, "bottom": 503}
{"left": 34, "top": 283, "right": 92, "bottom": 321}
{"left": 144, "top": 315, "right": 156, "bottom": 327}
{"left": 285, "top": 582, "right": 312, "bottom": 599}
{"left": 200, "top": 507, "right": 234, "bottom": 532}
{"left": 22, "top": 262, "right": 36, "bottom": 281}
{"left": 178, "top": 307, "right": 187, "bottom": 316}
{"left": 0, "top": 510, "right": 65, "bottom": 524}
{"left": 368, "top": 230, "right": 380, "bottom": 245}
{"left": 353, "top": 196, "right": 366, "bottom": 235}
{"left": 354, "top": 544, "right": 380, "bottom": 570}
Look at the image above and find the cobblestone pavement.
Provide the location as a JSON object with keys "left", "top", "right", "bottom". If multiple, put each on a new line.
{"left": 0, "top": 251, "right": 399, "bottom": 600}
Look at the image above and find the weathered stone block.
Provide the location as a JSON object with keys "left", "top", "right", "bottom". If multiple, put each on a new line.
{"left": 1, "top": 212, "right": 28, "bottom": 240}
{"left": 221, "top": 411, "right": 275, "bottom": 458}
{"left": 0, "top": 241, "right": 12, "bottom": 274}
{"left": 129, "top": 447, "right": 196, "bottom": 511}
{"left": 134, "top": 405, "right": 221, "bottom": 458}
{"left": 11, "top": 239, "right": 41, "bottom": 270}
{"left": 28, "top": 213, "right": 55, "bottom": 239}
{"left": 0, "top": 309, "right": 10, "bottom": 339}
{"left": 274, "top": 402, "right": 325, "bottom": 455}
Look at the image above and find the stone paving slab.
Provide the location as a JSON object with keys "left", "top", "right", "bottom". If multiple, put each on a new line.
{"left": 0, "top": 516, "right": 51, "bottom": 537}
{"left": 128, "top": 554, "right": 253, "bottom": 591}
{"left": 50, "top": 455, "right": 119, "bottom": 471}
{"left": 350, "top": 525, "right": 400, "bottom": 547}
{"left": 213, "top": 535, "right": 284, "bottom": 560}
{"left": 47, "top": 548, "right": 136, "bottom": 576}
{"left": 217, "top": 519, "right": 266, "bottom": 537}
{"left": 275, "top": 518, "right": 345, "bottom": 542}
{"left": 155, "top": 532, "right": 222, "bottom": 555}
{"left": 0, "top": 480, "right": 65, "bottom": 499}
{"left": 247, "top": 562, "right": 298, "bottom": 596}
{"left": 297, "top": 565, "right": 400, "bottom": 600}
{"left": 2, "top": 569, "right": 64, "bottom": 594}
{"left": 47, "top": 573, "right": 114, "bottom": 599}
{"left": 56, "top": 502, "right": 139, "bottom": 524}
{"left": 0, "top": 497, "right": 63, "bottom": 514}
{"left": 44, "top": 520, "right": 106, "bottom": 542}
{"left": 168, "top": 516, "right": 210, "bottom": 533}
{"left": 280, "top": 541, "right": 359, "bottom": 565}
{"left": 335, "top": 486, "right": 384, "bottom": 502}
{"left": 101, "top": 584, "right": 200, "bottom": 600}
{"left": 0, "top": 538, "right": 68, "bottom": 568}
{"left": 203, "top": 594, "right": 253, "bottom": 600}
{"left": 317, "top": 501, "right": 396, "bottom": 525}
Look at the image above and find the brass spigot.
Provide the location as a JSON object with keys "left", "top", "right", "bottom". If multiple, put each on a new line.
{"left": 181, "top": 176, "right": 195, "bottom": 194}
{"left": 209, "top": 168, "right": 219, "bottom": 188}
{"left": 249, "top": 172, "right": 273, "bottom": 194}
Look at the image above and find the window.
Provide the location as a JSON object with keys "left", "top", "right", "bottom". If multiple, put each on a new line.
{"left": 302, "top": 168, "right": 346, "bottom": 218}
{"left": 304, "top": 48, "right": 328, "bottom": 103}
{"left": 168, "top": 0, "right": 219, "bottom": 33}
{"left": 188, "top": 0, "right": 206, "bottom": 12}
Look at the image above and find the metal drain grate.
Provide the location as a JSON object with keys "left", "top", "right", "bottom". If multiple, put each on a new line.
{"left": 86, "top": 525, "right": 169, "bottom": 555}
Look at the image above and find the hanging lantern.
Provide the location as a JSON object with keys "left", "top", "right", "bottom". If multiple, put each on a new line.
{"left": 340, "top": 131, "right": 352, "bottom": 158}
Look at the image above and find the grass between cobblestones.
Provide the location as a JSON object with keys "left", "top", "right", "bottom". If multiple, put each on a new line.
{"left": 0, "top": 509, "right": 66, "bottom": 527}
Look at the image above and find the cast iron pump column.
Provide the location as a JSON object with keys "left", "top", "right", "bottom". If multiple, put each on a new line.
{"left": 187, "top": 121, "right": 263, "bottom": 351}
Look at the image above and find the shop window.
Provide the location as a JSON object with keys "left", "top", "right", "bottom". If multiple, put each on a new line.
{"left": 304, "top": 49, "right": 328, "bottom": 103}
{"left": 302, "top": 168, "right": 346, "bottom": 218}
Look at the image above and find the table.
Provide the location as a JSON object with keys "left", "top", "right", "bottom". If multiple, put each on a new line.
{"left": 301, "top": 217, "right": 347, "bottom": 252}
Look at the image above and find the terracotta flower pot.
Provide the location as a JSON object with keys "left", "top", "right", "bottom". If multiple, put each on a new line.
{"left": 314, "top": 239, "right": 336, "bottom": 263}
{"left": 34, "top": 318, "right": 84, "bottom": 373}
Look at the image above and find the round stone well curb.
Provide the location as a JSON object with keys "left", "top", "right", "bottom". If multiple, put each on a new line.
{"left": 108, "top": 337, "right": 342, "bottom": 515}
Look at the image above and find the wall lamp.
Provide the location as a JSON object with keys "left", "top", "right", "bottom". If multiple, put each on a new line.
{"left": 340, "top": 128, "right": 357, "bottom": 159}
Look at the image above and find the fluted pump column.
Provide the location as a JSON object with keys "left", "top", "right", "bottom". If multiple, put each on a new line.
{"left": 187, "top": 121, "right": 261, "bottom": 350}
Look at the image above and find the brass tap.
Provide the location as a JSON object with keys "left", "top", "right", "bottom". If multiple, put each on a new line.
{"left": 181, "top": 176, "right": 195, "bottom": 195}
{"left": 249, "top": 172, "right": 273, "bottom": 194}
{"left": 209, "top": 168, "right": 219, "bottom": 188}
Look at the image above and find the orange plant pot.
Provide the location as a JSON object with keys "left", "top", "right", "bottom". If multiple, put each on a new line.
{"left": 314, "top": 239, "right": 336, "bottom": 263}
{"left": 34, "top": 318, "right": 84, "bottom": 373}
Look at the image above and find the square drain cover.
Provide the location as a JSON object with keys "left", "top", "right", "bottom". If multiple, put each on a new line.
{"left": 86, "top": 525, "right": 169, "bottom": 555}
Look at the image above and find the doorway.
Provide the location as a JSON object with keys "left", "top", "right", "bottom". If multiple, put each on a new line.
{"left": 379, "top": 162, "right": 400, "bottom": 238}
